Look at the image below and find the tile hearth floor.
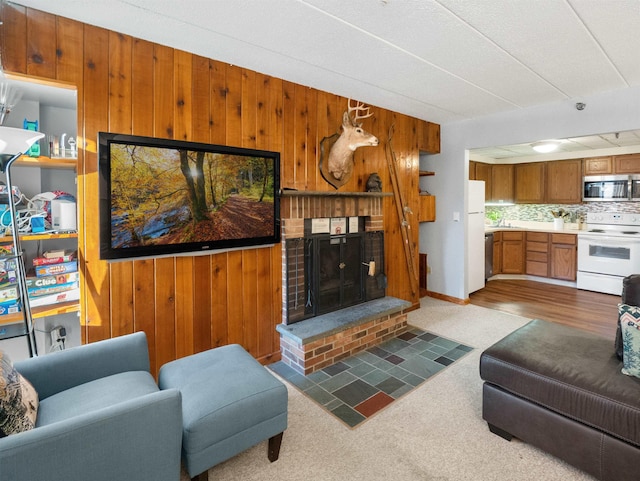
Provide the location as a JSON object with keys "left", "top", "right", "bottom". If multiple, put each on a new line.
{"left": 269, "top": 327, "right": 473, "bottom": 428}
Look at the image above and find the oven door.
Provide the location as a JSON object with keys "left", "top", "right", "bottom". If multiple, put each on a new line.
{"left": 577, "top": 234, "right": 640, "bottom": 277}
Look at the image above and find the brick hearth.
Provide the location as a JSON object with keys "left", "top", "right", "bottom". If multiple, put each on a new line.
{"left": 276, "top": 296, "right": 410, "bottom": 375}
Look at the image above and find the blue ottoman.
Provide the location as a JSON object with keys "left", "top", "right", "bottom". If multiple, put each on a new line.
{"left": 158, "top": 344, "right": 288, "bottom": 481}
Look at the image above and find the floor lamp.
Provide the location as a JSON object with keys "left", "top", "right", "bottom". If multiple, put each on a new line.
{"left": 0, "top": 126, "right": 45, "bottom": 356}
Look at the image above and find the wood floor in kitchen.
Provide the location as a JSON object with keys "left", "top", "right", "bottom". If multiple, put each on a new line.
{"left": 469, "top": 279, "right": 621, "bottom": 339}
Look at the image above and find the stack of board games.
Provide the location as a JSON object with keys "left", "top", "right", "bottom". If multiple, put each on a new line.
{"left": 28, "top": 249, "right": 79, "bottom": 307}
{"left": 0, "top": 244, "right": 20, "bottom": 316}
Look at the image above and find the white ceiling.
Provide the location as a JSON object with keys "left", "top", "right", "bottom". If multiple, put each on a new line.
{"left": 10, "top": 0, "right": 640, "bottom": 159}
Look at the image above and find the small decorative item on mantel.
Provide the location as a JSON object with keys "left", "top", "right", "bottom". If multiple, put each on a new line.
{"left": 366, "top": 172, "right": 382, "bottom": 192}
{"left": 551, "top": 208, "right": 570, "bottom": 230}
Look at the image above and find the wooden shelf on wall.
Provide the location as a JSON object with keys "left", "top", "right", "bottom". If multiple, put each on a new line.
{"left": 0, "top": 301, "right": 80, "bottom": 325}
{"left": 17, "top": 155, "right": 77, "bottom": 169}
{"left": 418, "top": 194, "right": 436, "bottom": 222}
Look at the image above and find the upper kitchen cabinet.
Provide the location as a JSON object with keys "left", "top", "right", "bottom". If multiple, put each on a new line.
{"left": 515, "top": 162, "right": 545, "bottom": 203}
{"left": 418, "top": 121, "right": 440, "bottom": 153}
{"left": 491, "top": 164, "right": 514, "bottom": 203}
{"left": 474, "top": 162, "right": 492, "bottom": 201}
{"left": 546, "top": 159, "right": 582, "bottom": 204}
{"left": 583, "top": 156, "right": 612, "bottom": 175}
{"left": 469, "top": 160, "right": 477, "bottom": 180}
{"left": 614, "top": 154, "right": 640, "bottom": 174}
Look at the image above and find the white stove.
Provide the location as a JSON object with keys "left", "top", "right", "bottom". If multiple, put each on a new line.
{"left": 583, "top": 212, "right": 640, "bottom": 237}
{"left": 577, "top": 212, "right": 640, "bottom": 295}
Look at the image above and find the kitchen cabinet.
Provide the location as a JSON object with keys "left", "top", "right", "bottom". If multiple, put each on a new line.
{"left": 475, "top": 162, "right": 492, "bottom": 201}
{"left": 469, "top": 160, "right": 477, "bottom": 180}
{"left": 417, "top": 121, "right": 440, "bottom": 154}
{"left": 491, "top": 164, "right": 514, "bottom": 203}
{"left": 583, "top": 156, "right": 612, "bottom": 175}
{"left": 613, "top": 154, "right": 640, "bottom": 174}
{"left": 546, "top": 159, "right": 582, "bottom": 204}
{"left": 418, "top": 194, "right": 436, "bottom": 222}
{"left": 492, "top": 231, "right": 502, "bottom": 274}
{"left": 515, "top": 162, "right": 545, "bottom": 203}
{"left": 501, "top": 231, "right": 524, "bottom": 274}
{"left": 525, "top": 231, "right": 549, "bottom": 277}
{"left": 550, "top": 233, "right": 577, "bottom": 281}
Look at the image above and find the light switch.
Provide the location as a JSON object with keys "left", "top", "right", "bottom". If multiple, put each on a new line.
{"left": 453, "top": 211, "right": 460, "bottom": 222}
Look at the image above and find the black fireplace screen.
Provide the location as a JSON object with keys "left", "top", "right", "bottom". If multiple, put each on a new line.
{"left": 285, "top": 230, "right": 385, "bottom": 324}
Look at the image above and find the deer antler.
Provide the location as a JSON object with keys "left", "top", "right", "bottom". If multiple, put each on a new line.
{"left": 348, "top": 99, "right": 374, "bottom": 125}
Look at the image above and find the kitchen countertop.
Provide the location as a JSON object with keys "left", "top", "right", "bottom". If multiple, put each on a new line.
{"left": 485, "top": 221, "right": 583, "bottom": 235}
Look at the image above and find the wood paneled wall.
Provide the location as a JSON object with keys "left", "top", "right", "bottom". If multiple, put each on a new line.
{"left": 1, "top": 4, "right": 439, "bottom": 374}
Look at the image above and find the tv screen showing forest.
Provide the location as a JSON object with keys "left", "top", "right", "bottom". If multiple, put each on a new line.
{"left": 98, "top": 133, "right": 280, "bottom": 260}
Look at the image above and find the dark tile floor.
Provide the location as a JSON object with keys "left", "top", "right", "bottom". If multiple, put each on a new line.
{"left": 269, "top": 326, "right": 473, "bottom": 428}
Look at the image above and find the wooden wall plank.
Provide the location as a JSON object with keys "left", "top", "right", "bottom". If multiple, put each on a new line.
{"left": 241, "top": 69, "right": 256, "bottom": 149}
{"left": 55, "top": 16, "right": 84, "bottom": 84}
{"left": 192, "top": 255, "right": 212, "bottom": 354}
{"left": 267, "top": 76, "right": 283, "bottom": 154}
{"left": 154, "top": 257, "right": 177, "bottom": 370}
{"left": 5, "top": 8, "right": 437, "bottom": 374}
{"left": 82, "top": 24, "right": 111, "bottom": 343}
{"left": 131, "top": 39, "right": 154, "bottom": 136}
{"left": 210, "top": 60, "right": 227, "bottom": 145}
{"left": 2, "top": 3, "right": 27, "bottom": 73}
{"left": 153, "top": 44, "right": 174, "bottom": 139}
{"left": 191, "top": 55, "right": 213, "bottom": 354}
{"left": 107, "top": 31, "right": 135, "bottom": 338}
{"left": 130, "top": 38, "right": 157, "bottom": 365}
{"left": 26, "top": 8, "right": 56, "bottom": 78}
{"left": 133, "top": 260, "right": 157, "bottom": 370}
{"left": 242, "top": 250, "right": 258, "bottom": 356}
{"left": 192, "top": 55, "right": 211, "bottom": 143}
{"left": 210, "top": 252, "right": 229, "bottom": 348}
{"left": 175, "top": 256, "right": 194, "bottom": 359}
{"left": 226, "top": 251, "right": 244, "bottom": 345}
{"left": 225, "top": 64, "right": 242, "bottom": 146}
{"left": 282, "top": 81, "right": 295, "bottom": 189}
{"left": 174, "top": 49, "right": 192, "bottom": 141}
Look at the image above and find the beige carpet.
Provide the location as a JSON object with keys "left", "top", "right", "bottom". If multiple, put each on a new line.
{"left": 181, "top": 297, "right": 596, "bottom": 481}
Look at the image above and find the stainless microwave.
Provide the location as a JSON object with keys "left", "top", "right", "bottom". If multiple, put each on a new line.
{"left": 583, "top": 175, "right": 631, "bottom": 201}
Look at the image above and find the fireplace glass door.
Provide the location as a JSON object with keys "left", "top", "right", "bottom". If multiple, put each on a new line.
{"left": 314, "top": 234, "right": 364, "bottom": 315}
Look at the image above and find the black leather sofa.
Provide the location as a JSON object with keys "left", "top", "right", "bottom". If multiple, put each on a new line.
{"left": 480, "top": 277, "right": 640, "bottom": 481}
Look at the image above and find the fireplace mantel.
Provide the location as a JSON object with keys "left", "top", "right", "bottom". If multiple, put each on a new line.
{"left": 280, "top": 190, "right": 392, "bottom": 198}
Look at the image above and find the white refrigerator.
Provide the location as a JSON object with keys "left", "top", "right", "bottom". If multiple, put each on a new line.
{"left": 467, "top": 180, "right": 486, "bottom": 294}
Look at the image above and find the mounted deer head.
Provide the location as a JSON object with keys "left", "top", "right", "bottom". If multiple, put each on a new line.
{"left": 320, "top": 99, "right": 379, "bottom": 189}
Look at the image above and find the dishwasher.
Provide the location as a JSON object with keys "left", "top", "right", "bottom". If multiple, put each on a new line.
{"left": 484, "top": 233, "right": 493, "bottom": 280}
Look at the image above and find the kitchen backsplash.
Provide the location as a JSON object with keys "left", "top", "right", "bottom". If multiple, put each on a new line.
{"left": 485, "top": 202, "right": 640, "bottom": 224}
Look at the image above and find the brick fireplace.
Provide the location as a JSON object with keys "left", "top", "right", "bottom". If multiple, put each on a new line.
{"left": 277, "top": 190, "right": 411, "bottom": 375}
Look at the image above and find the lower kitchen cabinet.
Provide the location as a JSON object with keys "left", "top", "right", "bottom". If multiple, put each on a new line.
{"left": 550, "top": 233, "right": 577, "bottom": 281}
{"left": 501, "top": 231, "right": 524, "bottom": 274}
{"left": 493, "top": 231, "right": 502, "bottom": 274}
{"left": 491, "top": 230, "right": 576, "bottom": 281}
{"left": 525, "top": 232, "right": 549, "bottom": 277}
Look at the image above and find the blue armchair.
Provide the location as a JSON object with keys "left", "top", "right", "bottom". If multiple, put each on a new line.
{"left": 0, "top": 332, "right": 183, "bottom": 481}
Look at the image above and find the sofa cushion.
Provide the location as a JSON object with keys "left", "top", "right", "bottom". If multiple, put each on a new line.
{"left": 0, "top": 351, "right": 38, "bottom": 437}
{"left": 36, "top": 370, "right": 158, "bottom": 427}
{"left": 620, "top": 303, "right": 640, "bottom": 379}
{"left": 480, "top": 319, "right": 640, "bottom": 447}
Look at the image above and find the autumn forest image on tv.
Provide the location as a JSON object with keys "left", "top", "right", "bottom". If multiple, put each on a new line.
{"left": 109, "top": 145, "right": 277, "bottom": 248}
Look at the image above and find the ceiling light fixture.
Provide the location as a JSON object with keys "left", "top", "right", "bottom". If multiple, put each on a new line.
{"left": 531, "top": 140, "right": 560, "bottom": 154}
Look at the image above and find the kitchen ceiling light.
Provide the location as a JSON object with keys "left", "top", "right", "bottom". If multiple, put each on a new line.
{"left": 531, "top": 140, "right": 560, "bottom": 153}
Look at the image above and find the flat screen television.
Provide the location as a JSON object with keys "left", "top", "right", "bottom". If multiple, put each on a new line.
{"left": 98, "top": 132, "right": 280, "bottom": 260}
